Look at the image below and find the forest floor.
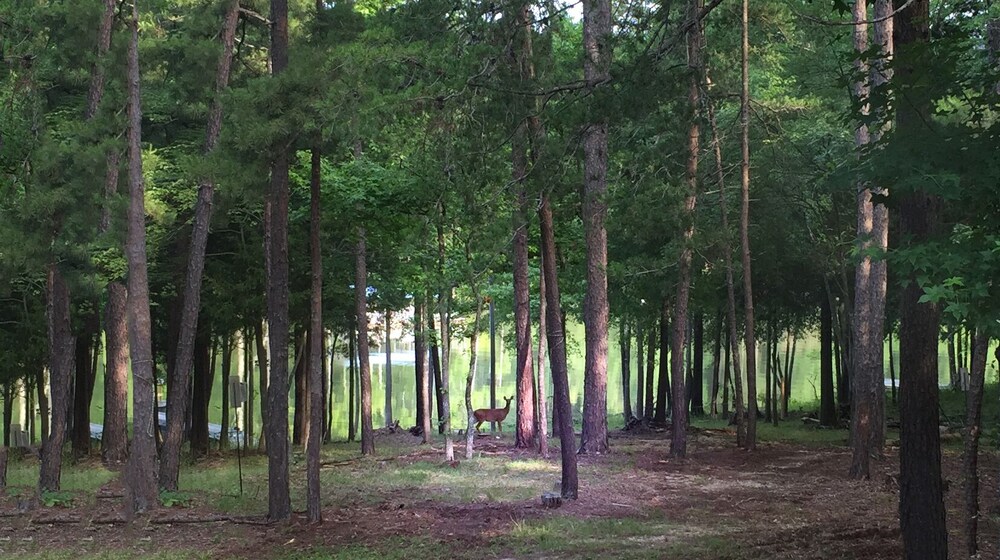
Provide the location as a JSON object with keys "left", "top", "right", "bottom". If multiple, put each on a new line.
{"left": 0, "top": 420, "right": 995, "bottom": 559}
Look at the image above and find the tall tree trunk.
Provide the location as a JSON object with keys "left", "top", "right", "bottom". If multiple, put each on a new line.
{"left": 356, "top": 229, "right": 375, "bottom": 456}
{"left": 41, "top": 266, "right": 74, "bottom": 492}
{"left": 655, "top": 299, "right": 670, "bottom": 424}
{"left": 963, "top": 331, "right": 988, "bottom": 557}
{"left": 895, "top": 0, "right": 946, "bottom": 554}
{"left": 385, "top": 309, "right": 393, "bottom": 427}
{"left": 436, "top": 215, "right": 453, "bottom": 461}
{"left": 947, "top": 333, "right": 958, "bottom": 391}
{"left": 306, "top": 143, "right": 323, "bottom": 523}
{"left": 255, "top": 321, "right": 268, "bottom": 452}
{"left": 670, "top": 0, "right": 703, "bottom": 458}
{"left": 539, "top": 195, "right": 578, "bottom": 498}
{"left": 510, "top": 0, "right": 537, "bottom": 451}
{"left": 264, "top": 0, "right": 292, "bottom": 521}
{"left": 739, "top": 0, "right": 758, "bottom": 450}
{"left": 537, "top": 248, "right": 550, "bottom": 457}
{"left": 578, "top": 0, "right": 612, "bottom": 456}
{"left": 416, "top": 298, "right": 432, "bottom": 443}
{"left": 722, "top": 326, "right": 731, "bottom": 418}
{"left": 35, "top": 367, "right": 49, "bottom": 447}
{"left": 427, "top": 310, "right": 445, "bottom": 435}
{"left": 160, "top": 0, "right": 240, "bottom": 491}
{"left": 620, "top": 319, "right": 633, "bottom": 424}
{"left": 707, "top": 89, "right": 746, "bottom": 445}
{"left": 888, "top": 322, "right": 897, "bottom": 404}
{"left": 123, "top": 5, "right": 158, "bottom": 513}
{"left": 764, "top": 323, "right": 772, "bottom": 423}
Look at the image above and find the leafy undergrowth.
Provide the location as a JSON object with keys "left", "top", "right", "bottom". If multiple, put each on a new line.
{"left": 0, "top": 424, "right": 990, "bottom": 559}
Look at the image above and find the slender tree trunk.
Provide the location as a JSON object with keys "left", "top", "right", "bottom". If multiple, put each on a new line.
{"left": 220, "top": 334, "right": 232, "bottom": 451}
{"left": 72, "top": 332, "right": 93, "bottom": 459}
{"left": 435, "top": 214, "right": 453, "bottom": 461}
{"left": 655, "top": 299, "right": 670, "bottom": 424}
{"left": 635, "top": 325, "right": 645, "bottom": 420}
{"left": 539, "top": 195, "right": 578, "bottom": 498}
{"left": 160, "top": 0, "right": 240, "bottom": 490}
{"left": 722, "top": 326, "right": 731, "bottom": 418}
{"left": 414, "top": 298, "right": 425, "bottom": 435}
{"left": 356, "top": 230, "right": 375, "bottom": 455}
{"left": 427, "top": 310, "right": 445, "bottom": 435}
{"left": 764, "top": 323, "right": 773, "bottom": 423}
{"left": 963, "top": 331, "right": 988, "bottom": 556}
{"left": 293, "top": 330, "right": 306, "bottom": 445}
{"left": 264, "top": 0, "right": 291, "bottom": 521}
{"left": 537, "top": 248, "right": 550, "bottom": 457}
{"left": 306, "top": 144, "right": 323, "bottom": 522}
{"left": 822, "top": 291, "right": 840, "bottom": 426}
{"left": 123, "top": 6, "right": 158, "bottom": 512}
{"left": 188, "top": 332, "right": 211, "bottom": 456}
{"left": 416, "top": 299, "right": 432, "bottom": 443}
{"left": 256, "top": 321, "right": 268, "bottom": 452}
{"left": 708, "top": 88, "right": 746, "bottom": 445}
{"left": 385, "top": 310, "right": 393, "bottom": 428}
{"left": 738, "top": 0, "right": 758, "bottom": 450}
{"left": 710, "top": 313, "right": 722, "bottom": 418}
{"left": 947, "top": 333, "right": 958, "bottom": 391}
{"left": 644, "top": 318, "right": 656, "bottom": 421}
{"left": 620, "top": 319, "right": 633, "bottom": 424}
{"left": 578, "top": 0, "right": 612, "bottom": 456}
{"left": 35, "top": 368, "right": 49, "bottom": 447}
{"left": 348, "top": 324, "right": 356, "bottom": 442}
{"left": 691, "top": 314, "right": 704, "bottom": 416}
{"left": 465, "top": 294, "right": 484, "bottom": 459}
{"left": 896, "top": 0, "right": 946, "bottom": 554}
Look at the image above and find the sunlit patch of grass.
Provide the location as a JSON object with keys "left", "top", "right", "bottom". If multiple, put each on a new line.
{"left": 178, "top": 454, "right": 268, "bottom": 514}
{"left": 4, "top": 459, "right": 116, "bottom": 503}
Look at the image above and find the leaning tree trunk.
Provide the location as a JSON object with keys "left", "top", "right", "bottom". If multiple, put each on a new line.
{"left": 896, "top": 0, "right": 947, "bottom": 554}
{"left": 539, "top": 194, "right": 578, "bottom": 498}
{"left": 738, "top": 0, "right": 758, "bottom": 450}
{"left": 962, "top": 330, "right": 988, "bottom": 557}
{"left": 264, "top": 0, "right": 292, "bottom": 522}
{"left": 306, "top": 144, "right": 323, "bottom": 523}
{"left": 123, "top": 5, "right": 158, "bottom": 513}
{"left": 160, "top": 0, "right": 240, "bottom": 491}
{"left": 578, "top": 0, "right": 612, "bottom": 456}
{"left": 356, "top": 229, "right": 375, "bottom": 456}
{"left": 464, "top": 293, "right": 484, "bottom": 460}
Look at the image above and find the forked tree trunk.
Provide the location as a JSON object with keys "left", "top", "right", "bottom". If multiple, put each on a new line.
{"left": 539, "top": 195, "right": 578, "bottom": 498}
{"left": 123, "top": 5, "right": 158, "bottom": 513}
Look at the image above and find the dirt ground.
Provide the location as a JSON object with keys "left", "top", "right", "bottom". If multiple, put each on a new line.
{"left": 0, "top": 428, "right": 994, "bottom": 559}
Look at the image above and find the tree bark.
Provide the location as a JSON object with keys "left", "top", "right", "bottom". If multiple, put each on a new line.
{"left": 72, "top": 330, "right": 95, "bottom": 459}
{"left": 427, "top": 310, "right": 445, "bottom": 435}
{"left": 307, "top": 144, "right": 323, "bottom": 523}
{"left": 220, "top": 334, "right": 231, "bottom": 451}
{"left": 710, "top": 313, "right": 722, "bottom": 418}
{"left": 161, "top": 0, "right": 241, "bottom": 491}
{"left": 691, "top": 314, "right": 704, "bottom": 416}
{"left": 464, "top": 294, "right": 484, "bottom": 460}
{"left": 255, "top": 320, "right": 268, "bottom": 452}
{"left": 578, "top": 0, "right": 612, "bottom": 455}
{"left": 293, "top": 329, "right": 305, "bottom": 445}
{"left": 189, "top": 332, "right": 211, "bottom": 457}
{"left": 645, "top": 317, "right": 656, "bottom": 421}
{"left": 123, "top": 6, "right": 158, "bottom": 513}
{"left": 539, "top": 195, "right": 578, "bottom": 498}
{"left": 348, "top": 323, "right": 356, "bottom": 442}
{"left": 356, "top": 229, "right": 375, "bottom": 456}
{"left": 739, "top": 0, "right": 758, "bottom": 450}
{"left": 416, "top": 298, "right": 432, "bottom": 443}
{"left": 635, "top": 325, "right": 645, "bottom": 420}
{"left": 265, "top": 0, "right": 292, "bottom": 521}
{"left": 436, "top": 214, "right": 453, "bottom": 461}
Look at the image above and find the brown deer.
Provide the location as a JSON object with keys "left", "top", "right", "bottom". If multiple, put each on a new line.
{"left": 473, "top": 396, "right": 513, "bottom": 433}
